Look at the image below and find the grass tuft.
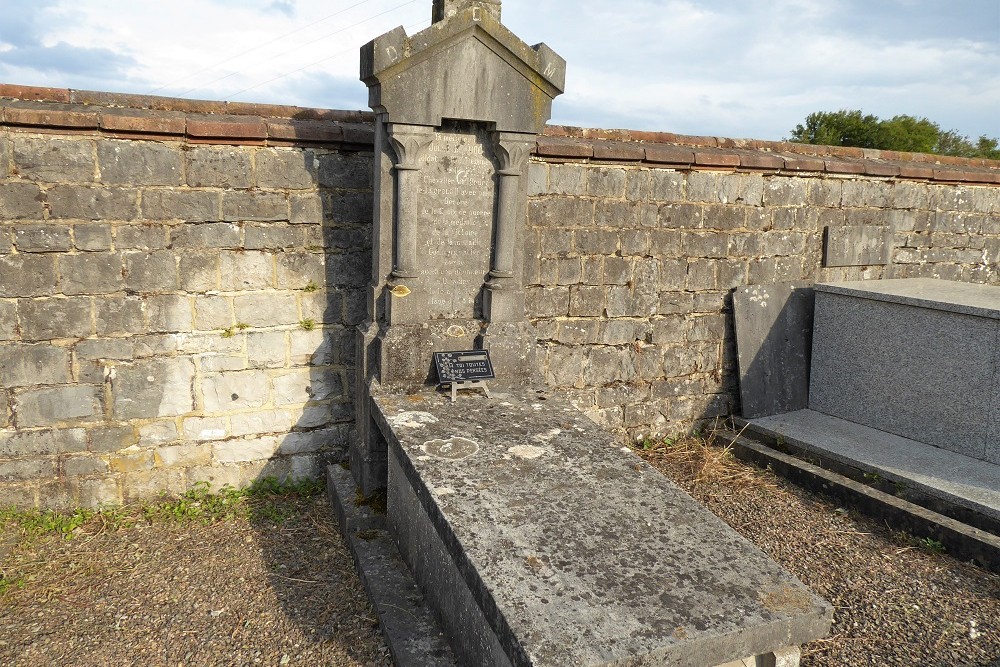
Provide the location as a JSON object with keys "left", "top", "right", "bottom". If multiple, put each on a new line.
{"left": 0, "top": 507, "right": 95, "bottom": 539}
{"left": 633, "top": 423, "right": 775, "bottom": 494}
{"left": 0, "top": 477, "right": 327, "bottom": 542}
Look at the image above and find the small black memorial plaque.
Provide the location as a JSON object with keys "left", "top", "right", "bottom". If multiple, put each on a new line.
{"left": 433, "top": 350, "right": 495, "bottom": 402}
{"left": 433, "top": 350, "right": 496, "bottom": 383}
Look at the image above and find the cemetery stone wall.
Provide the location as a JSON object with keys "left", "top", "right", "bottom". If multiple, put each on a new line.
{"left": 525, "top": 129, "right": 1000, "bottom": 440}
{"left": 1, "top": 85, "right": 998, "bottom": 506}
{"left": 0, "top": 87, "right": 374, "bottom": 507}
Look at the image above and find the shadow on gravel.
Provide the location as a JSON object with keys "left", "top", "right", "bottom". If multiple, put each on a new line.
{"left": 246, "top": 487, "right": 390, "bottom": 665}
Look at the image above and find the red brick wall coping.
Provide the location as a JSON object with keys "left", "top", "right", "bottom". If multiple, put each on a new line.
{"left": 540, "top": 126, "right": 1000, "bottom": 186}
{"left": 3, "top": 83, "right": 999, "bottom": 184}
{"left": 0, "top": 84, "right": 374, "bottom": 148}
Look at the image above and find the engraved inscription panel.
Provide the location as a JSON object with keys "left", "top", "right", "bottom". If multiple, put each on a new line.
{"left": 417, "top": 122, "right": 496, "bottom": 319}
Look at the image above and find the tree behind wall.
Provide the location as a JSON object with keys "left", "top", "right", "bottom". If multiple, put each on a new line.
{"left": 789, "top": 109, "right": 1000, "bottom": 159}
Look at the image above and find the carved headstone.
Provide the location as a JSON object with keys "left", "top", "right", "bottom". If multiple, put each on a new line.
{"left": 352, "top": 0, "right": 566, "bottom": 491}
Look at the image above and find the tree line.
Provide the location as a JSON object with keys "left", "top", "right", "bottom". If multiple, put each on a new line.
{"left": 789, "top": 110, "right": 1000, "bottom": 160}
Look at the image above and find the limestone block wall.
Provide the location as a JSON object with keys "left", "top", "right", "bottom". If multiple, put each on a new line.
{"left": 525, "top": 131, "right": 1000, "bottom": 440}
{"left": 2, "top": 85, "right": 999, "bottom": 506}
{"left": 0, "top": 88, "right": 374, "bottom": 507}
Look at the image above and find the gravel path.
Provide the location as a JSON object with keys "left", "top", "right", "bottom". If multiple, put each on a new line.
{"left": 2, "top": 442, "right": 999, "bottom": 667}
{"left": 1, "top": 494, "right": 391, "bottom": 667}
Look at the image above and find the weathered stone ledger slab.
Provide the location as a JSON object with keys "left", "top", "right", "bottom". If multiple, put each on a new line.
{"left": 372, "top": 389, "right": 832, "bottom": 666}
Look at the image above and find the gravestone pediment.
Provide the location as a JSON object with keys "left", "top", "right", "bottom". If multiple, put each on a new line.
{"left": 361, "top": 7, "right": 565, "bottom": 132}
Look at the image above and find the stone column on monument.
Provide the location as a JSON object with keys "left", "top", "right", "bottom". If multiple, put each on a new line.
{"left": 490, "top": 133, "right": 533, "bottom": 281}
{"left": 484, "top": 132, "right": 535, "bottom": 324}
{"left": 386, "top": 124, "right": 435, "bottom": 280}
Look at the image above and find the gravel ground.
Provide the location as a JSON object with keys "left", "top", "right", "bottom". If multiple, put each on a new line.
{"left": 638, "top": 438, "right": 1000, "bottom": 667}
{"left": 2, "top": 442, "right": 999, "bottom": 667}
{"left": 0, "top": 492, "right": 391, "bottom": 667}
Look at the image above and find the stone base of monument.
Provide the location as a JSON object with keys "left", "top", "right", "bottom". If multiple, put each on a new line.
{"left": 357, "top": 387, "right": 830, "bottom": 666}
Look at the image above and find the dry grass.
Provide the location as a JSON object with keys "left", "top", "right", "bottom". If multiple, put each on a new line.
{"left": 638, "top": 424, "right": 777, "bottom": 494}
{"left": 0, "top": 480, "right": 390, "bottom": 667}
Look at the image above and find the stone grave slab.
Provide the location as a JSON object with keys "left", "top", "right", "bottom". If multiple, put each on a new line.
{"left": 748, "top": 409, "right": 1000, "bottom": 529}
{"left": 371, "top": 388, "right": 832, "bottom": 666}
{"left": 809, "top": 278, "right": 1000, "bottom": 463}
{"left": 733, "top": 283, "right": 814, "bottom": 419}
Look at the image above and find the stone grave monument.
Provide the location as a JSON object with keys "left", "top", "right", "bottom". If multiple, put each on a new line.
{"left": 809, "top": 279, "right": 1000, "bottom": 464}
{"left": 734, "top": 278, "right": 1000, "bottom": 564}
{"left": 351, "top": 0, "right": 563, "bottom": 493}
{"left": 335, "top": 2, "right": 833, "bottom": 664}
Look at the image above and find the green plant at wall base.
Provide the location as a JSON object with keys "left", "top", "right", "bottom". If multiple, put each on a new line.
{"left": 142, "top": 482, "right": 249, "bottom": 524}
{"left": 916, "top": 537, "right": 946, "bottom": 554}
{"left": 247, "top": 476, "right": 324, "bottom": 498}
{"left": 0, "top": 479, "right": 327, "bottom": 536}
{"left": 299, "top": 319, "right": 316, "bottom": 331}
{"left": 0, "top": 506, "right": 94, "bottom": 540}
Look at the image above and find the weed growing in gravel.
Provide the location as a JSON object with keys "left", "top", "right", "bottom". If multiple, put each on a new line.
{"left": 915, "top": 536, "right": 946, "bottom": 554}
{"left": 0, "top": 477, "right": 326, "bottom": 541}
{"left": 0, "top": 573, "right": 26, "bottom": 595}
{"left": 893, "top": 530, "right": 948, "bottom": 555}
{"left": 0, "top": 507, "right": 95, "bottom": 539}
{"left": 246, "top": 477, "right": 324, "bottom": 525}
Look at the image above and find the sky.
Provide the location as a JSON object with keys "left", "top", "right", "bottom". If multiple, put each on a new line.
{"left": 0, "top": 0, "right": 998, "bottom": 142}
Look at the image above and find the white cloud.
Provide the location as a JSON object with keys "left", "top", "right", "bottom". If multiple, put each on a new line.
{"left": 269, "top": 0, "right": 296, "bottom": 17}
{"left": 0, "top": 0, "right": 996, "bottom": 141}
